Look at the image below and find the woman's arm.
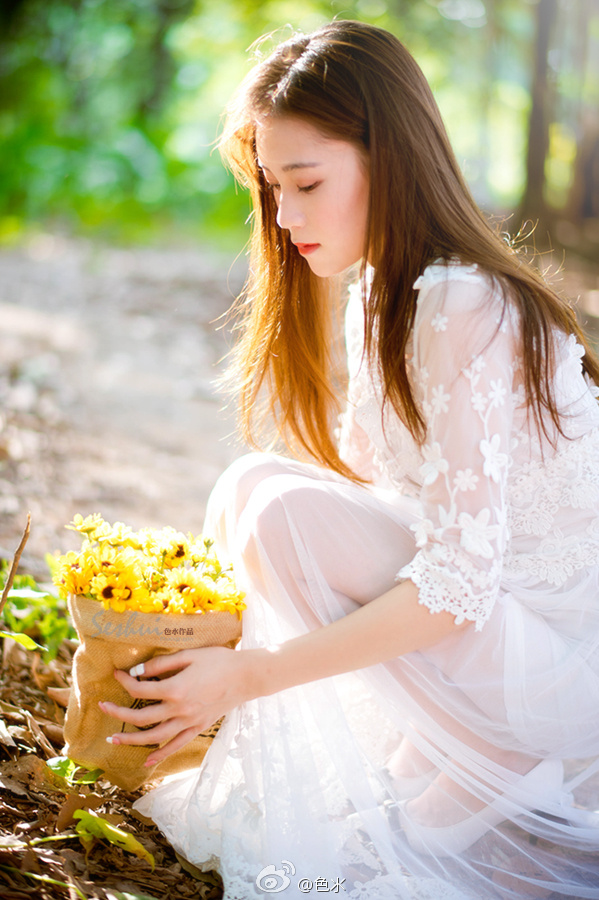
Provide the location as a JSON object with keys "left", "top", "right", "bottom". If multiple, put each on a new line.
{"left": 101, "top": 580, "right": 468, "bottom": 766}
{"left": 101, "top": 273, "right": 513, "bottom": 765}
{"left": 250, "top": 578, "right": 466, "bottom": 694}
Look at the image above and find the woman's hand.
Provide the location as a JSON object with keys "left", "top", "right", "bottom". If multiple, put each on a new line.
{"left": 99, "top": 578, "right": 466, "bottom": 768}
{"left": 99, "top": 646, "right": 255, "bottom": 767}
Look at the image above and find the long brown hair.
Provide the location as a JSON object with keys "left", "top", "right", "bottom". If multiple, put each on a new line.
{"left": 220, "top": 19, "right": 599, "bottom": 478}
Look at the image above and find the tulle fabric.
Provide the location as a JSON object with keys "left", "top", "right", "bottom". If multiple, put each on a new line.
{"left": 135, "top": 262, "right": 599, "bottom": 897}
{"left": 135, "top": 452, "right": 599, "bottom": 899}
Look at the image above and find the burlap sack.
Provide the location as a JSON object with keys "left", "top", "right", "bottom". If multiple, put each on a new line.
{"left": 64, "top": 594, "right": 242, "bottom": 791}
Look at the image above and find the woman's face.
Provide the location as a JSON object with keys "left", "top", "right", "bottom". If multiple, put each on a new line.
{"left": 255, "top": 116, "right": 369, "bottom": 278}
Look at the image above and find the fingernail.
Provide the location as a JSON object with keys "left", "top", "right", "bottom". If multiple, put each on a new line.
{"left": 106, "top": 736, "right": 119, "bottom": 745}
{"left": 145, "top": 758, "right": 156, "bottom": 767}
{"left": 129, "top": 663, "right": 145, "bottom": 678}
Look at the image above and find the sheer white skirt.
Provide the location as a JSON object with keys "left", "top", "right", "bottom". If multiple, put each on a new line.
{"left": 135, "top": 453, "right": 599, "bottom": 899}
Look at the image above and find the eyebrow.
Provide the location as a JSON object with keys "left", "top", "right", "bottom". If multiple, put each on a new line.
{"left": 259, "top": 162, "right": 322, "bottom": 173}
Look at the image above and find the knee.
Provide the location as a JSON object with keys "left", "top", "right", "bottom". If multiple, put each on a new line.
{"left": 204, "top": 452, "right": 291, "bottom": 539}
{"left": 212, "top": 453, "right": 266, "bottom": 499}
{"left": 238, "top": 478, "right": 299, "bottom": 577}
{"left": 239, "top": 475, "right": 320, "bottom": 561}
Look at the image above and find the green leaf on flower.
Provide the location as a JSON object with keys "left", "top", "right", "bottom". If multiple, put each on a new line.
{"left": 46, "top": 755, "right": 104, "bottom": 786}
{"left": 73, "top": 809, "right": 155, "bottom": 869}
{"left": 0, "top": 629, "right": 44, "bottom": 651}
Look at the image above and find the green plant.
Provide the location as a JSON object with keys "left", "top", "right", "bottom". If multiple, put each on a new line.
{"left": 46, "top": 755, "right": 104, "bottom": 787}
{"left": 72, "top": 809, "right": 155, "bottom": 869}
{"left": 0, "top": 556, "right": 77, "bottom": 661}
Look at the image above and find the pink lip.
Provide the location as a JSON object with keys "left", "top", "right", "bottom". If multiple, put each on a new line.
{"left": 294, "top": 243, "right": 320, "bottom": 255}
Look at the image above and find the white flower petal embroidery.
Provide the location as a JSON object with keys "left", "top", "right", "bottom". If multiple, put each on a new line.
{"left": 431, "top": 312, "right": 448, "bottom": 332}
{"left": 454, "top": 468, "right": 479, "bottom": 491}
{"left": 458, "top": 508, "right": 499, "bottom": 558}
{"left": 412, "top": 518, "right": 435, "bottom": 548}
{"left": 471, "top": 392, "right": 487, "bottom": 413}
{"left": 469, "top": 356, "right": 486, "bottom": 374}
{"left": 489, "top": 378, "right": 507, "bottom": 408}
{"left": 420, "top": 442, "right": 449, "bottom": 486}
{"left": 438, "top": 503, "right": 457, "bottom": 528}
{"left": 480, "top": 434, "right": 508, "bottom": 483}
{"left": 431, "top": 384, "right": 451, "bottom": 415}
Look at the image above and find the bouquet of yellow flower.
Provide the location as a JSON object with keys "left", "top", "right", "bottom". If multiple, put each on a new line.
{"left": 54, "top": 514, "right": 245, "bottom": 791}
{"left": 54, "top": 513, "right": 246, "bottom": 618}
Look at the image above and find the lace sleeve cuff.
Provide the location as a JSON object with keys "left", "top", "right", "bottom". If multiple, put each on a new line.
{"left": 398, "top": 551, "right": 497, "bottom": 632}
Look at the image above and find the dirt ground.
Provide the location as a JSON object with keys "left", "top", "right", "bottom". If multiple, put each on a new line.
{"left": 0, "top": 234, "right": 248, "bottom": 572}
{"left": 0, "top": 233, "right": 251, "bottom": 900}
{"left": 1, "top": 234, "right": 599, "bottom": 899}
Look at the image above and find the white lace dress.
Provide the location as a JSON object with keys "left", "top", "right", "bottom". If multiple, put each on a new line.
{"left": 135, "top": 261, "right": 599, "bottom": 899}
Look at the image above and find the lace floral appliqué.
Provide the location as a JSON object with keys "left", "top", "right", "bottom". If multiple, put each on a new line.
{"left": 340, "top": 260, "right": 599, "bottom": 631}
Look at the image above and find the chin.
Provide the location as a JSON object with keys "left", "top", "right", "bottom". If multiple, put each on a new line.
{"left": 306, "top": 259, "right": 351, "bottom": 278}
{"left": 308, "top": 249, "right": 365, "bottom": 278}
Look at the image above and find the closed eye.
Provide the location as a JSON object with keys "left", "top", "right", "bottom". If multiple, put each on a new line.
{"left": 298, "top": 182, "right": 320, "bottom": 193}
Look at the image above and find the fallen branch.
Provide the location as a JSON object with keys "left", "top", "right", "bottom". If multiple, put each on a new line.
{"left": 0, "top": 513, "right": 31, "bottom": 617}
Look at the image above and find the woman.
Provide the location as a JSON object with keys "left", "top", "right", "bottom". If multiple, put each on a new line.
{"left": 102, "top": 20, "right": 599, "bottom": 898}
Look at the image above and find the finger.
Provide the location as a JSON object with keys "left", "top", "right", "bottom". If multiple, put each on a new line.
{"left": 106, "top": 717, "right": 185, "bottom": 748}
{"left": 127, "top": 650, "right": 192, "bottom": 681}
{"left": 144, "top": 726, "right": 201, "bottom": 767}
{"left": 99, "top": 698, "right": 168, "bottom": 729}
{"left": 113, "top": 668, "right": 169, "bottom": 700}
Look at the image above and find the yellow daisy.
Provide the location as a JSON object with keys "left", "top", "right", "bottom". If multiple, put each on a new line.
{"left": 54, "top": 513, "right": 244, "bottom": 619}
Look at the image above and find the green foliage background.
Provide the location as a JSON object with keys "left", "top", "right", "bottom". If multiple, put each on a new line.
{"left": 0, "top": 0, "right": 597, "bottom": 247}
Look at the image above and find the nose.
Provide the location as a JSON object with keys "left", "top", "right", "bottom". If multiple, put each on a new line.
{"left": 276, "top": 192, "right": 305, "bottom": 231}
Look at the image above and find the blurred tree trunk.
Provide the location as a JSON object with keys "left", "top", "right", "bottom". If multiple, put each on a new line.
{"left": 569, "top": 115, "right": 599, "bottom": 220}
{"left": 474, "top": 0, "right": 499, "bottom": 208}
{"left": 0, "top": 0, "right": 27, "bottom": 27}
{"left": 138, "top": 0, "right": 195, "bottom": 119}
{"left": 567, "top": 0, "right": 599, "bottom": 224}
{"left": 519, "top": 0, "right": 558, "bottom": 235}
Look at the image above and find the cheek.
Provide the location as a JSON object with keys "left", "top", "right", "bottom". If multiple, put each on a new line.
{"left": 345, "top": 170, "right": 369, "bottom": 222}
{"left": 358, "top": 178, "right": 370, "bottom": 225}
{"left": 349, "top": 184, "right": 369, "bottom": 242}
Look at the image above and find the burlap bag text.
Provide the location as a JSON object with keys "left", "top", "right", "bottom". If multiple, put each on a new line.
{"left": 64, "top": 594, "right": 242, "bottom": 791}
